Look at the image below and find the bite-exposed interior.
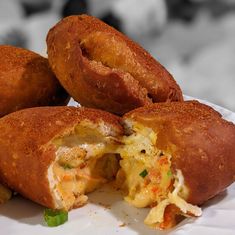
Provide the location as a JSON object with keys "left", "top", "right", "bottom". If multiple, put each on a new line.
{"left": 48, "top": 122, "right": 120, "bottom": 211}
{"left": 116, "top": 121, "right": 202, "bottom": 229}
{"left": 47, "top": 120, "right": 202, "bottom": 229}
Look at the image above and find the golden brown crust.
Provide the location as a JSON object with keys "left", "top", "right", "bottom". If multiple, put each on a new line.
{"left": 46, "top": 15, "right": 183, "bottom": 115}
{"left": 0, "top": 45, "right": 69, "bottom": 117}
{"left": 0, "top": 106, "right": 123, "bottom": 208}
{"left": 124, "top": 101, "right": 235, "bottom": 205}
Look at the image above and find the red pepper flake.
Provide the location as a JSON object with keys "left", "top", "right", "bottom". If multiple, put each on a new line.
{"left": 159, "top": 157, "right": 168, "bottom": 165}
{"left": 151, "top": 186, "right": 158, "bottom": 193}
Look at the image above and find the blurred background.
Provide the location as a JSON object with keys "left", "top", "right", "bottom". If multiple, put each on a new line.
{"left": 0, "top": 0, "right": 234, "bottom": 111}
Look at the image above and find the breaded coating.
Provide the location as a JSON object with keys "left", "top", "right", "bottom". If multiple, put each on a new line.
{"left": 46, "top": 15, "right": 183, "bottom": 115}
{"left": 124, "top": 101, "right": 235, "bottom": 205}
{"left": 0, "top": 45, "right": 69, "bottom": 117}
{"left": 0, "top": 106, "right": 123, "bottom": 209}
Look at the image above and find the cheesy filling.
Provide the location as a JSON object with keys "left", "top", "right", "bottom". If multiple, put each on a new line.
{"left": 47, "top": 121, "right": 202, "bottom": 228}
{"left": 48, "top": 124, "right": 120, "bottom": 210}
{"left": 144, "top": 170, "right": 202, "bottom": 228}
{"left": 116, "top": 122, "right": 202, "bottom": 228}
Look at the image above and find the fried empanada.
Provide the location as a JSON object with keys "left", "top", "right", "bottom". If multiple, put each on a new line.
{"left": 46, "top": 15, "right": 183, "bottom": 115}
{"left": 0, "top": 45, "right": 69, "bottom": 117}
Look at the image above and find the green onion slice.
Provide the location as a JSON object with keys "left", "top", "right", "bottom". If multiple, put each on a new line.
{"left": 139, "top": 169, "right": 148, "bottom": 178}
{"left": 44, "top": 209, "right": 68, "bottom": 227}
{"left": 63, "top": 164, "right": 73, "bottom": 170}
{"left": 167, "top": 170, "right": 172, "bottom": 177}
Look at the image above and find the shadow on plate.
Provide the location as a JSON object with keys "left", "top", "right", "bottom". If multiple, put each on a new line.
{"left": 0, "top": 195, "right": 44, "bottom": 225}
{"left": 202, "top": 190, "right": 228, "bottom": 208}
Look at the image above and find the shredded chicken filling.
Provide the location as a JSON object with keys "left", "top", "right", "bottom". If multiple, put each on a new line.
{"left": 47, "top": 121, "right": 202, "bottom": 228}
{"left": 48, "top": 123, "right": 120, "bottom": 210}
{"left": 116, "top": 122, "right": 202, "bottom": 229}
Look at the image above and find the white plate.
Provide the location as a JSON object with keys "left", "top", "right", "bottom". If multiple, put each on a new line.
{"left": 1, "top": 97, "right": 235, "bottom": 235}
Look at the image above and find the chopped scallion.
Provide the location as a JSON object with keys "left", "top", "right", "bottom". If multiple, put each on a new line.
{"left": 63, "top": 164, "right": 73, "bottom": 170}
{"left": 139, "top": 169, "right": 148, "bottom": 178}
{"left": 167, "top": 170, "right": 172, "bottom": 177}
{"left": 44, "top": 209, "right": 68, "bottom": 227}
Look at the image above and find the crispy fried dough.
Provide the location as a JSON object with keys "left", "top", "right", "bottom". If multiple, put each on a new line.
{"left": 0, "top": 45, "right": 69, "bottom": 117}
{"left": 0, "top": 102, "right": 234, "bottom": 229}
{"left": 46, "top": 15, "right": 183, "bottom": 115}
{"left": 0, "top": 106, "right": 123, "bottom": 209}
{"left": 0, "top": 183, "right": 12, "bottom": 204}
{"left": 124, "top": 101, "right": 235, "bottom": 205}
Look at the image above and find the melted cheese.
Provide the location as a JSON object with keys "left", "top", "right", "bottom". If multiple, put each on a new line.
{"left": 117, "top": 123, "right": 172, "bottom": 207}
{"left": 48, "top": 134, "right": 119, "bottom": 210}
{"left": 117, "top": 122, "right": 202, "bottom": 228}
{"left": 48, "top": 121, "right": 202, "bottom": 227}
{"left": 144, "top": 170, "right": 202, "bottom": 226}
